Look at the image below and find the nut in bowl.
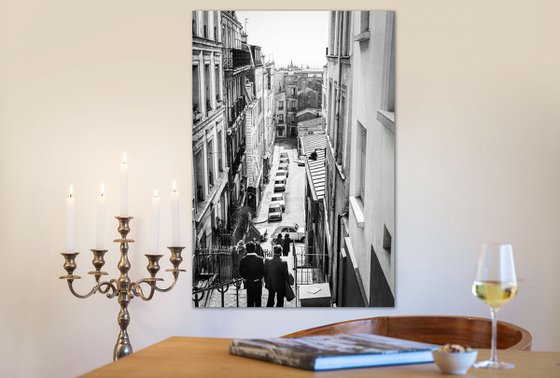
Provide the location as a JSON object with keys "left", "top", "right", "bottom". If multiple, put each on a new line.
{"left": 432, "top": 344, "right": 478, "bottom": 375}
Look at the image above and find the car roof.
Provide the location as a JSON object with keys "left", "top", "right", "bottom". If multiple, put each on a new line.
{"left": 272, "top": 223, "right": 299, "bottom": 232}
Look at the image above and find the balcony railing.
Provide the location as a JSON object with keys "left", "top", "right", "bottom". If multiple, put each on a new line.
{"left": 230, "top": 143, "right": 246, "bottom": 180}
{"left": 223, "top": 48, "right": 252, "bottom": 70}
{"left": 227, "top": 96, "right": 246, "bottom": 127}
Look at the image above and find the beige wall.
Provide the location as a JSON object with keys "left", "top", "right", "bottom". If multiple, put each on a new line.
{"left": 1, "top": 0, "right": 559, "bottom": 377}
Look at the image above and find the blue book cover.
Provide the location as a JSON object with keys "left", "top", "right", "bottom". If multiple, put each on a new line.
{"left": 229, "top": 333, "right": 437, "bottom": 371}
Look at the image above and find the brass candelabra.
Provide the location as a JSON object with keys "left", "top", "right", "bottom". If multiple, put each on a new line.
{"left": 59, "top": 216, "right": 185, "bottom": 360}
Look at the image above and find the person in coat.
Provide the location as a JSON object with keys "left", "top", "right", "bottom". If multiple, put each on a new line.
{"left": 282, "top": 233, "right": 292, "bottom": 257}
{"left": 253, "top": 237, "right": 264, "bottom": 257}
{"left": 239, "top": 241, "right": 264, "bottom": 307}
{"left": 275, "top": 233, "right": 283, "bottom": 247}
{"left": 264, "top": 245, "right": 289, "bottom": 307}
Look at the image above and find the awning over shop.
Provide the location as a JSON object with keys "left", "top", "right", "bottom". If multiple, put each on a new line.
{"left": 301, "top": 133, "right": 327, "bottom": 201}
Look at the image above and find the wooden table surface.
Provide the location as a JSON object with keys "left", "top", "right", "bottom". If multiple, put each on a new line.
{"left": 82, "top": 336, "right": 560, "bottom": 378}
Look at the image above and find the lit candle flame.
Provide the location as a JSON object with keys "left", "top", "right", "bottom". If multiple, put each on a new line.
{"left": 121, "top": 152, "right": 127, "bottom": 164}
{"left": 172, "top": 180, "right": 177, "bottom": 193}
{"left": 100, "top": 183, "right": 105, "bottom": 197}
{"left": 68, "top": 185, "right": 74, "bottom": 198}
{"left": 153, "top": 190, "right": 159, "bottom": 199}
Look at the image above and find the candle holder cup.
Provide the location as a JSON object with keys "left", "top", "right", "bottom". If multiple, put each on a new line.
{"left": 59, "top": 216, "right": 186, "bottom": 360}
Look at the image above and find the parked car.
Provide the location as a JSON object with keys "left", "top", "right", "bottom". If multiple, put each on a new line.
{"left": 279, "top": 156, "right": 289, "bottom": 164}
{"left": 278, "top": 163, "right": 289, "bottom": 176}
{"left": 274, "top": 178, "right": 286, "bottom": 192}
{"left": 275, "top": 171, "right": 288, "bottom": 180}
{"left": 268, "top": 203, "right": 283, "bottom": 221}
{"left": 280, "top": 152, "right": 290, "bottom": 161}
{"left": 271, "top": 223, "right": 306, "bottom": 242}
{"left": 271, "top": 193, "right": 286, "bottom": 211}
{"left": 296, "top": 155, "right": 306, "bottom": 166}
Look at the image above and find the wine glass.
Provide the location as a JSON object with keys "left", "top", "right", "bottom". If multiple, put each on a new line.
{"left": 472, "top": 243, "right": 518, "bottom": 369}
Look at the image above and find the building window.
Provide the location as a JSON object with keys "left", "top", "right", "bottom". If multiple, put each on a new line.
{"left": 333, "top": 12, "right": 340, "bottom": 55}
{"left": 278, "top": 114, "right": 284, "bottom": 123}
{"left": 290, "top": 99, "right": 296, "bottom": 109}
{"left": 213, "top": 12, "right": 219, "bottom": 41}
{"left": 215, "top": 64, "right": 221, "bottom": 103}
{"left": 195, "top": 149, "right": 205, "bottom": 200}
{"left": 278, "top": 101, "right": 284, "bottom": 110}
{"left": 217, "top": 130, "right": 223, "bottom": 172}
{"left": 192, "top": 12, "right": 198, "bottom": 36}
{"left": 203, "top": 12, "right": 208, "bottom": 39}
{"left": 360, "top": 11, "right": 370, "bottom": 32}
{"left": 291, "top": 87, "right": 296, "bottom": 96}
{"left": 328, "top": 11, "right": 335, "bottom": 55}
{"left": 382, "top": 12, "right": 395, "bottom": 113}
{"left": 383, "top": 224, "right": 392, "bottom": 254}
{"left": 207, "top": 139, "right": 214, "bottom": 187}
{"left": 193, "top": 64, "right": 200, "bottom": 114}
{"left": 204, "top": 64, "right": 211, "bottom": 112}
{"left": 358, "top": 122, "right": 367, "bottom": 200}
{"left": 341, "top": 11, "right": 349, "bottom": 56}
{"left": 327, "top": 80, "right": 333, "bottom": 138}
{"left": 335, "top": 93, "right": 346, "bottom": 164}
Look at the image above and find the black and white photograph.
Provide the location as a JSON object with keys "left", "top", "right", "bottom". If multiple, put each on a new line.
{"left": 191, "top": 10, "right": 395, "bottom": 307}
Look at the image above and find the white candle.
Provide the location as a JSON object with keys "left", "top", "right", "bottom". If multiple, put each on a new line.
{"left": 150, "top": 190, "right": 160, "bottom": 253}
{"left": 171, "top": 180, "right": 180, "bottom": 246}
{"left": 120, "top": 153, "right": 128, "bottom": 216}
{"left": 96, "top": 183, "right": 106, "bottom": 250}
{"left": 66, "top": 185, "right": 75, "bottom": 252}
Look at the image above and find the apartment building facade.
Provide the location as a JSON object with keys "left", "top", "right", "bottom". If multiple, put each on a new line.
{"left": 274, "top": 66, "right": 323, "bottom": 138}
{"left": 192, "top": 11, "right": 228, "bottom": 248}
{"left": 323, "top": 10, "right": 395, "bottom": 307}
{"left": 222, "top": 11, "right": 252, "bottom": 227}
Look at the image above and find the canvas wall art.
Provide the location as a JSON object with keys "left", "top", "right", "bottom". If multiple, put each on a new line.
{"left": 191, "top": 10, "right": 395, "bottom": 308}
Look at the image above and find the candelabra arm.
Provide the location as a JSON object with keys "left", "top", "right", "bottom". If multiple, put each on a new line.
{"left": 154, "top": 247, "right": 185, "bottom": 292}
{"left": 66, "top": 280, "right": 100, "bottom": 299}
{"left": 129, "top": 279, "right": 157, "bottom": 301}
{"left": 66, "top": 279, "right": 119, "bottom": 299}
{"left": 99, "top": 279, "right": 119, "bottom": 299}
{"left": 154, "top": 272, "right": 179, "bottom": 293}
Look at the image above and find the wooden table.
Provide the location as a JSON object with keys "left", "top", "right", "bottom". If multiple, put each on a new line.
{"left": 83, "top": 337, "right": 560, "bottom": 377}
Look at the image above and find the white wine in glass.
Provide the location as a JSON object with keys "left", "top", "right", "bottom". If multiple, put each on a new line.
{"left": 472, "top": 243, "right": 518, "bottom": 369}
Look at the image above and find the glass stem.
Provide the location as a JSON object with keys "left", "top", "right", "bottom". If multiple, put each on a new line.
{"left": 490, "top": 306, "right": 500, "bottom": 363}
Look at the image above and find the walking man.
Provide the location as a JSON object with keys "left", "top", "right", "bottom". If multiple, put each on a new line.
{"left": 239, "top": 241, "right": 264, "bottom": 307}
{"left": 253, "top": 237, "right": 264, "bottom": 257}
{"left": 264, "top": 245, "right": 289, "bottom": 307}
{"left": 275, "top": 233, "right": 283, "bottom": 247}
{"left": 282, "top": 233, "right": 292, "bottom": 257}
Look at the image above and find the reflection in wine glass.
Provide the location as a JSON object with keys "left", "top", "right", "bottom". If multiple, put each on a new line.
{"left": 472, "top": 243, "right": 517, "bottom": 369}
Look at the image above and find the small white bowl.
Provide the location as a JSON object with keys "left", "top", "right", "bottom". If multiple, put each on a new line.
{"left": 432, "top": 350, "right": 478, "bottom": 375}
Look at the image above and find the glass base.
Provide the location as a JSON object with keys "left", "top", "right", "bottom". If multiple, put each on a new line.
{"left": 474, "top": 360, "right": 515, "bottom": 369}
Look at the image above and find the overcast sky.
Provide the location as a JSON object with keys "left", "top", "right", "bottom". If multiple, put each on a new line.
{"left": 235, "top": 11, "right": 329, "bottom": 69}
